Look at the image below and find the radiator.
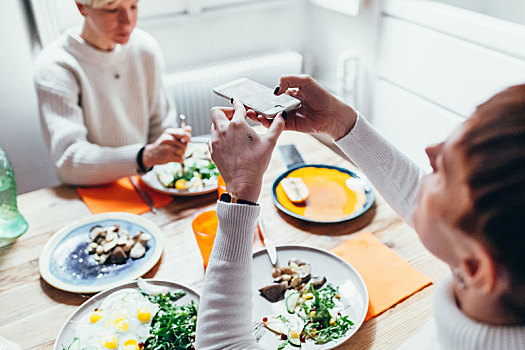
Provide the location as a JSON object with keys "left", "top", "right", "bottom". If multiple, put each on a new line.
{"left": 165, "top": 50, "right": 303, "bottom": 136}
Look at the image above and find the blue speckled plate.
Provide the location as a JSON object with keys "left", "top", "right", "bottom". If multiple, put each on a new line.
{"left": 39, "top": 212, "right": 164, "bottom": 293}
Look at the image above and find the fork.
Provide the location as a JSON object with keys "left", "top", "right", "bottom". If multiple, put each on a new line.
{"left": 179, "top": 114, "right": 187, "bottom": 174}
{"left": 252, "top": 321, "right": 265, "bottom": 342}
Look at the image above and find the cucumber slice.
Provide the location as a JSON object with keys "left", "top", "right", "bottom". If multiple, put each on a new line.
{"left": 285, "top": 291, "right": 300, "bottom": 314}
{"left": 157, "top": 171, "right": 175, "bottom": 188}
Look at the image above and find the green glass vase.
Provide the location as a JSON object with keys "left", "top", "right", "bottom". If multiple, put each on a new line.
{"left": 0, "top": 147, "right": 28, "bottom": 239}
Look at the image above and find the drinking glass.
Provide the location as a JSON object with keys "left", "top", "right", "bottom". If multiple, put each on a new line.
{"left": 0, "top": 147, "right": 28, "bottom": 239}
{"left": 192, "top": 210, "right": 218, "bottom": 269}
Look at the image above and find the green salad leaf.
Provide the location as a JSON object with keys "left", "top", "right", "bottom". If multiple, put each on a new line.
{"left": 271, "top": 283, "right": 354, "bottom": 348}
{"left": 143, "top": 290, "right": 198, "bottom": 350}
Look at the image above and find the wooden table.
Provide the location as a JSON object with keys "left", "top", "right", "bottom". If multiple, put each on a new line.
{"left": 0, "top": 131, "right": 447, "bottom": 349}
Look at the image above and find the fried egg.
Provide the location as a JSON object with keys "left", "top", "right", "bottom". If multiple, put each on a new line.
{"left": 72, "top": 289, "right": 159, "bottom": 350}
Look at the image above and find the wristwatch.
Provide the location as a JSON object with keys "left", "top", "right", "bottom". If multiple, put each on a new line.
{"left": 219, "top": 192, "right": 258, "bottom": 206}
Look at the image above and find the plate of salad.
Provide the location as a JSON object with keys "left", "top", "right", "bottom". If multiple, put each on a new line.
{"left": 55, "top": 279, "right": 199, "bottom": 350}
{"left": 141, "top": 142, "right": 220, "bottom": 196}
{"left": 252, "top": 245, "right": 368, "bottom": 349}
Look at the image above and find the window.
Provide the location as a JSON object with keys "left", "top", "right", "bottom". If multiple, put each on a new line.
{"left": 29, "top": 0, "right": 268, "bottom": 47}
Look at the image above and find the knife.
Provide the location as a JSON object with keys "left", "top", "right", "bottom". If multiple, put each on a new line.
{"left": 129, "top": 176, "right": 157, "bottom": 214}
{"left": 258, "top": 216, "right": 277, "bottom": 266}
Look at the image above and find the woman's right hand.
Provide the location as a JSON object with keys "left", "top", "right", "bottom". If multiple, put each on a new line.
{"left": 256, "top": 75, "right": 358, "bottom": 140}
{"left": 142, "top": 126, "right": 191, "bottom": 168}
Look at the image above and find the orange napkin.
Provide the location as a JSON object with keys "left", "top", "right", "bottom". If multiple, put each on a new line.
{"left": 332, "top": 231, "right": 432, "bottom": 321}
{"left": 77, "top": 176, "right": 172, "bottom": 215}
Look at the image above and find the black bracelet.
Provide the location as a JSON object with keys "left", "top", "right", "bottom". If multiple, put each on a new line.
{"left": 136, "top": 146, "right": 153, "bottom": 174}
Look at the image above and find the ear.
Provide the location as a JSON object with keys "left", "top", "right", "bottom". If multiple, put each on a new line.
{"left": 76, "top": 2, "right": 88, "bottom": 17}
{"left": 459, "top": 240, "right": 497, "bottom": 294}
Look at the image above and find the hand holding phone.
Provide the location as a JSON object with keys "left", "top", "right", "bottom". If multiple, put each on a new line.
{"left": 213, "top": 78, "right": 301, "bottom": 118}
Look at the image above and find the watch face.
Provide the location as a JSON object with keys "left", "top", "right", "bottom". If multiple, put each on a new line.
{"left": 220, "top": 192, "right": 232, "bottom": 203}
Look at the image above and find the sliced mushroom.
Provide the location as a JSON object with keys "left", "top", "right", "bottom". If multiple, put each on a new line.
{"left": 311, "top": 276, "right": 327, "bottom": 290}
{"left": 92, "top": 230, "right": 106, "bottom": 244}
{"left": 109, "top": 246, "right": 127, "bottom": 264}
{"left": 105, "top": 231, "right": 117, "bottom": 242}
{"left": 271, "top": 267, "right": 282, "bottom": 278}
{"left": 123, "top": 239, "right": 135, "bottom": 253}
{"left": 89, "top": 225, "right": 104, "bottom": 239}
{"left": 130, "top": 242, "right": 146, "bottom": 259}
{"left": 280, "top": 267, "right": 293, "bottom": 275}
{"left": 289, "top": 258, "right": 307, "bottom": 266}
{"left": 117, "top": 235, "right": 129, "bottom": 246}
{"left": 102, "top": 240, "right": 117, "bottom": 253}
{"left": 291, "top": 275, "right": 302, "bottom": 288}
{"left": 278, "top": 274, "right": 292, "bottom": 283}
{"left": 259, "top": 282, "right": 288, "bottom": 302}
{"left": 134, "top": 232, "right": 151, "bottom": 246}
{"left": 295, "top": 263, "right": 311, "bottom": 283}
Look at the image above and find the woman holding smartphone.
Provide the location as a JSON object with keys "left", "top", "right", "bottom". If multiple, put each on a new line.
{"left": 34, "top": 0, "right": 190, "bottom": 185}
{"left": 195, "top": 76, "right": 525, "bottom": 349}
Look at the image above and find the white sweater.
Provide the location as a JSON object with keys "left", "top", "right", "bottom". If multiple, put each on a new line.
{"left": 34, "top": 27, "right": 176, "bottom": 185}
{"left": 195, "top": 115, "right": 525, "bottom": 349}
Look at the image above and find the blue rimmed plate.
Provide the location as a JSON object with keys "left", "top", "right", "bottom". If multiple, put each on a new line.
{"left": 272, "top": 164, "right": 375, "bottom": 224}
{"left": 39, "top": 212, "right": 164, "bottom": 293}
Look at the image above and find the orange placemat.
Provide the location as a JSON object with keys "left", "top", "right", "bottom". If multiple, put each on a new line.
{"left": 77, "top": 176, "right": 172, "bottom": 215}
{"left": 332, "top": 231, "right": 432, "bottom": 321}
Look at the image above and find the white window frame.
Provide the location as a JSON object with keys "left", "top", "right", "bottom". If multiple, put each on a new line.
{"left": 30, "top": 0, "right": 267, "bottom": 47}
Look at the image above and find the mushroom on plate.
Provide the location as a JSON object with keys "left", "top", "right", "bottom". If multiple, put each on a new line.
{"left": 86, "top": 224, "right": 150, "bottom": 264}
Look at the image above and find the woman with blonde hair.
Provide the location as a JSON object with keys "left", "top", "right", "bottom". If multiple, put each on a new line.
{"left": 34, "top": 0, "right": 190, "bottom": 185}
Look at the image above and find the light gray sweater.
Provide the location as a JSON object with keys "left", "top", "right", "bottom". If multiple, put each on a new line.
{"left": 195, "top": 115, "right": 525, "bottom": 349}
{"left": 34, "top": 27, "right": 176, "bottom": 185}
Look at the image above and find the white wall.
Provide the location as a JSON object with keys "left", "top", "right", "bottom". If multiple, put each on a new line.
{"left": 372, "top": 0, "right": 525, "bottom": 170}
{"left": 144, "top": 2, "right": 306, "bottom": 71}
{"left": 302, "top": 0, "right": 382, "bottom": 116}
{"left": 434, "top": 0, "right": 525, "bottom": 26}
{"left": 0, "top": 1, "right": 60, "bottom": 194}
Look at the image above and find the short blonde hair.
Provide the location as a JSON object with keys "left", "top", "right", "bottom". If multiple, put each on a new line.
{"left": 76, "top": 0, "right": 121, "bottom": 8}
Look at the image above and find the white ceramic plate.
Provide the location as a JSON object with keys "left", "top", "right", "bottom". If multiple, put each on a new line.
{"left": 252, "top": 245, "right": 368, "bottom": 349}
{"left": 54, "top": 279, "right": 199, "bottom": 350}
{"left": 39, "top": 212, "right": 164, "bottom": 293}
{"left": 141, "top": 141, "right": 218, "bottom": 196}
{"left": 141, "top": 167, "right": 217, "bottom": 196}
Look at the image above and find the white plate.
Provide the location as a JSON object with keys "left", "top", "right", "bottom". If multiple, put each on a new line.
{"left": 141, "top": 167, "right": 217, "bottom": 196}
{"left": 141, "top": 141, "right": 218, "bottom": 196}
{"left": 54, "top": 279, "right": 199, "bottom": 350}
{"left": 39, "top": 212, "right": 164, "bottom": 293}
{"left": 252, "top": 245, "right": 368, "bottom": 349}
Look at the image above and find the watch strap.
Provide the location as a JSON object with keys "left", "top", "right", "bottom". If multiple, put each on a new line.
{"left": 137, "top": 146, "right": 153, "bottom": 174}
{"left": 220, "top": 192, "right": 257, "bottom": 206}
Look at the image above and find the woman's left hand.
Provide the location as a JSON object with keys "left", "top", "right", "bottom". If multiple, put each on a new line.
{"left": 210, "top": 100, "right": 285, "bottom": 203}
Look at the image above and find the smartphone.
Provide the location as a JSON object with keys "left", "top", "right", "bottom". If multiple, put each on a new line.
{"left": 213, "top": 78, "right": 301, "bottom": 118}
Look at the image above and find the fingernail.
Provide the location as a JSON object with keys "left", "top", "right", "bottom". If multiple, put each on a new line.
{"left": 230, "top": 97, "right": 234, "bottom": 104}
{"left": 282, "top": 111, "right": 287, "bottom": 121}
{"left": 273, "top": 87, "right": 280, "bottom": 95}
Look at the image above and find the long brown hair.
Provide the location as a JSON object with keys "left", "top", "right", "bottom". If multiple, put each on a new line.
{"left": 458, "top": 84, "right": 525, "bottom": 320}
